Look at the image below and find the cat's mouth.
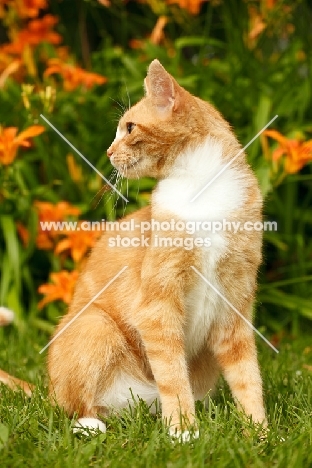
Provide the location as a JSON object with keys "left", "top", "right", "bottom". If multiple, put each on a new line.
{"left": 114, "top": 158, "right": 141, "bottom": 174}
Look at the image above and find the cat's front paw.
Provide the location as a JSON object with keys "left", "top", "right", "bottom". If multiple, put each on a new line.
{"left": 73, "top": 417, "right": 106, "bottom": 436}
{"left": 169, "top": 427, "right": 199, "bottom": 443}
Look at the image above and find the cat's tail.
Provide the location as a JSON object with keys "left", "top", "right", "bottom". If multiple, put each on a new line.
{"left": 0, "top": 368, "right": 34, "bottom": 396}
{"left": 0, "top": 307, "right": 34, "bottom": 397}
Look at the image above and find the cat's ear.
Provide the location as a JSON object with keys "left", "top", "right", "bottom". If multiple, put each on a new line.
{"left": 144, "top": 60, "right": 178, "bottom": 113}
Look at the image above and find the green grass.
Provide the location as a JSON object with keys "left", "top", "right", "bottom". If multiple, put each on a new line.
{"left": 0, "top": 325, "right": 312, "bottom": 468}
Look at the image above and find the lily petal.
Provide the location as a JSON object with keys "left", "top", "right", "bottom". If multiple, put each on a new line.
{"left": 15, "top": 125, "right": 45, "bottom": 143}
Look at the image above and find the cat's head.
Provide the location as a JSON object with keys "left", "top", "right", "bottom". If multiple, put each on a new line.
{"left": 107, "top": 59, "right": 227, "bottom": 179}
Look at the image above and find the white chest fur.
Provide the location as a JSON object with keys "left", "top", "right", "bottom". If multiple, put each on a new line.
{"left": 184, "top": 256, "right": 224, "bottom": 357}
{"left": 153, "top": 137, "right": 246, "bottom": 357}
{"left": 96, "top": 372, "right": 159, "bottom": 411}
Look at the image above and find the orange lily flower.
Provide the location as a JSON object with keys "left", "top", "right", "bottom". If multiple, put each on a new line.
{"left": 55, "top": 223, "right": 101, "bottom": 263}
{"left": 16, "top": 222, "right": 30, "bottom": 247}
{"left": 1, "top": 15, "right": 62, "bottom": 55}
{"left": 0, "top": 59, "right": 21, "bottom": 87}
{"left": 166, "top": 0, "right": 207, "bottom": 15}
{"left": 264, "top": 129, "right": 312, "bottom": 174}
{"left": 34, "top": 201, "right": 81, "bottom": 250}
{"left": 150, "top": 16, "right": 168, "bottom": 45}
{"left": 266, "top": 0, "right": 277, "bottom": 8}
{"left": 129, "top": 39, "right": 144, "bottom": 50}
{"left": 8, "top": 0, "right": 48, "bottom": 18}
{"left": 35, "top": 201, "right": 81, "bottom": 221}
{"left": 247, "top": 6, "right": 266, "bottom": 45}
{"left": 0, "top": 125, "right": 45, "bottom": 165}
{"left": 97, "top": 0, "right": 111, "bottom": 6}
{"left": 38, "top": 270, "right": 79, "bottom": 308}
{"left": 0, "top": 50, "right": 11, "bottom": 72}
{"left": 44, "top": 59, "right": 107, "bottom": 91}
{"left": 36, "top": 230, "right": 54, "bottom": 250}
{"left": 129, "top": 15, "right": 167, "bottom": 49}
{"left": 66, "top": 153, "right": 83, "bottom": 183}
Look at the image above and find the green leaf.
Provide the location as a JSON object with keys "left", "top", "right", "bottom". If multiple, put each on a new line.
{"left": 175, "top": 37, "right": 224, "bottom": 50}
{"left": 0, "top": 253, "right": 12, "bottom": 305}
{"left": 0, "top": 423, "right": 9, "bottom": 449}
{"left": 0, "top": 215, "right": 20, "bottom": 292}
{"left": 258, "top": 289, "right": 312, "bottom": 319}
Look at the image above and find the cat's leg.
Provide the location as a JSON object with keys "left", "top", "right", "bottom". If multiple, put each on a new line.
{"left": 48, "top": 307, "right": 133, "bottom": 433}
{"left": 189, "top": 347, "right": 220, "bottom": 403}
{"left": 133, "top": 295, "right": 197, "bottom": 440}
{"left": 212, "top": 319, "right": 267, "bottom": 425}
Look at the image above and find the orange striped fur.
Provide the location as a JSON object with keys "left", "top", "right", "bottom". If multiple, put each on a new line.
{"left": 48, "top": 60, "right": 266, "bottom": 438}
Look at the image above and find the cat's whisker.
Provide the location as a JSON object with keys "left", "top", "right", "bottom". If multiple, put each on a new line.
{"left": 111, "top": 116, "right": 122, "bottom": 124}
{"left": 111, "top": 118, "right": 122, "bottom": 125}
{"left": 126, "top": 171, "right": 129, "bottom": 199}
{"left": 124, "top": 83, "right": 131, "bottom": 111}
{"left": 94, "top": 190, "right": 107, "bottom": 209}
{"left": 91, "top": 185, "right": 107, "bottom": 208}
{"left": 106, "top": 168, "right": 127, "bottom": 218}
{"left": 112, "top": 170, "right": 124, "bottom": 213}
{"left": 122, "top": 81, "right": 131, "bottom": 110}
{"left": 129, "top": 156, "right": 141, "bottom": 181}
{"left": 120, "top": 164, "right": 129, "bottom": 216}
{"left": 112, "top": 109, "right": 124, "bottom": 119}
{"left": 120, "top": 96, "right": 126, "bottom": 110}
{"left": 132, "top": 165, "right": 140, "bottom": 181}
{"left": 120, "top": 94, "right": 129, "bottom": 113}
{"left": 110, "top": 113, "right": 123, "bottom": 123}
{"left": 134, "top": 174, "right": 141, "bottom": 201}
{"left": 90, "top": 185, "right": 106, "bottom": 204}
{"left": 89, "top": 168, "right": 118, "bottom": 208}
{"left": 109, "top": 97, "right": 127, "bottom": 115}
{"left": 96, "top": 168, "right": 122, "bottom": 216}
{"left": 94, "top": 169, "right": 119, "bottom": 209}
{"left": 106, "top": 168, "right": 118, "bottom": 186}
{"left": 125, "top": 156, "right": 141, "bottom": 201}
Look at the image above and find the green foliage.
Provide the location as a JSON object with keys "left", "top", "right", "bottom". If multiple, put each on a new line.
{"left": 0, "top": 326, "right": 312, "bottom": 467}
{"left": 0, "top": 0, "right": 311, "bottom": 333}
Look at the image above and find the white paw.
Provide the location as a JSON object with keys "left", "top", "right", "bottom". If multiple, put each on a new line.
{"left": 73, "top": 417, "right": 106, "bottom": 436}
{"left": 169, "top": 428, "right": 199, "bottom": 443}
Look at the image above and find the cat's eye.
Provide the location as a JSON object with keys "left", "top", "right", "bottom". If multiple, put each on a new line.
{"left": 126, "top": 122, "right": 136, "bottom": 134}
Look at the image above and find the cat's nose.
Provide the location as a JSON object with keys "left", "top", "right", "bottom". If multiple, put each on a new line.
{"left": 107, "top": 148, "right": 113, "bottom": 158}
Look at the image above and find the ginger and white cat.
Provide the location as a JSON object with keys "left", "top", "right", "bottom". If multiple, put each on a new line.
{"left": 48, "top": 60, "right": 266, "bottom": 439}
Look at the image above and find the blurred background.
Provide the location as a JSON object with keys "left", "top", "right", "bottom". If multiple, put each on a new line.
{"left": 0, "top": 0, "right": 311, "bottom": 343}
